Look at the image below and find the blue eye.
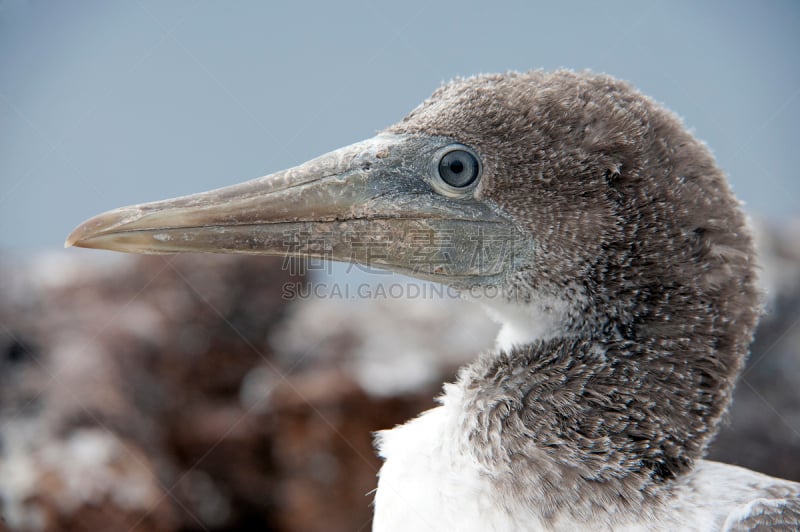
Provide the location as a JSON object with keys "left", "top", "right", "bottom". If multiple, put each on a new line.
{"left": 438, "top": 149, "right": 480, "bottom": 188}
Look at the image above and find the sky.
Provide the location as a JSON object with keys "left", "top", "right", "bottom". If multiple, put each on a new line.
{"left": 1, "top": 0, "right": 799, "bottom": 253}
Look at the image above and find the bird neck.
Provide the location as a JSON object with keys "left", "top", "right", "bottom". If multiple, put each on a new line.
{"left": 448, "top": 335, "right": 667, "bottom": 519}
{"left": 446, "top": 287, "right": 749, "bottom": 520}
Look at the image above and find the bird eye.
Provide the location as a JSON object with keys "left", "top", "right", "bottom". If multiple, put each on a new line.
{"left": 431, "top": 144, "right": 482, "bottom": 198}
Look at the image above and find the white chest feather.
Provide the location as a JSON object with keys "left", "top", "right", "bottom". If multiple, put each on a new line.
{"left": 373, "top": 402, "right": 534, "bottom": 532}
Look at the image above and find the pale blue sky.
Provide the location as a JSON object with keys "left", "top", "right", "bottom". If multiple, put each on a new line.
{"left": 1, "top": 0, "right": 798, "bottom": 252}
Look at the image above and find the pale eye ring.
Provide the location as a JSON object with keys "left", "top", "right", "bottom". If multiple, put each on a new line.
{"left": 430, "top": 144, "right": 482, "bottom": 198}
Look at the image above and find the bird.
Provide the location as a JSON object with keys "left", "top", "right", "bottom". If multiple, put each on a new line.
{"left": 66, "top": 70, "right": 800, "bottom": 531}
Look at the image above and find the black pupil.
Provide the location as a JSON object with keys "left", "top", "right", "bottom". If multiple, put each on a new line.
{"left": 438, "top": 150, "right": 479, "bottom": 188}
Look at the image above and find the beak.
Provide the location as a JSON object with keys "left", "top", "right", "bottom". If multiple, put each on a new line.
{"left": 66, "top": 134, "right": 525, "bottom": 286}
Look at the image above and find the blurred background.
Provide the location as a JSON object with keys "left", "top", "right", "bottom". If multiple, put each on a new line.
{"left": 1, "top": 1, "right": 798, "bottom": 531}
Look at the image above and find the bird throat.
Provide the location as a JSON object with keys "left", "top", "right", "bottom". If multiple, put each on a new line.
{"left": 477, "top": 291, "right": 579, "bottom": 351}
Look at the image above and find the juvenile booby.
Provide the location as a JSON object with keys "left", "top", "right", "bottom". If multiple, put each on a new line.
{"left": 67, "top": 71, "right": 800, "bottom": 531}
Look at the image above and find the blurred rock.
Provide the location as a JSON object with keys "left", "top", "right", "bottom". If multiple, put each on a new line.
{"left": 708, "top": 219, "right": 800, "bottom": 480}
{"left": 0, "top": 254, "right": 435, "bottom": 531}
{"left": 0, "top": 218, "right": 798, "bottom": 531}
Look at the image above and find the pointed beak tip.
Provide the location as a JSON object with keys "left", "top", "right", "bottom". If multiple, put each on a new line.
{"left": 64, "top": 208, "right": 132, "bottom": 251}
{"left": 65, "top": 217, "right": 102, "bottom": 249}
{"left": 64, "top": 224, "right": 84, "bottom": 249}
{"left": 64, "top": 229, "right": 84, "bottom": 249}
